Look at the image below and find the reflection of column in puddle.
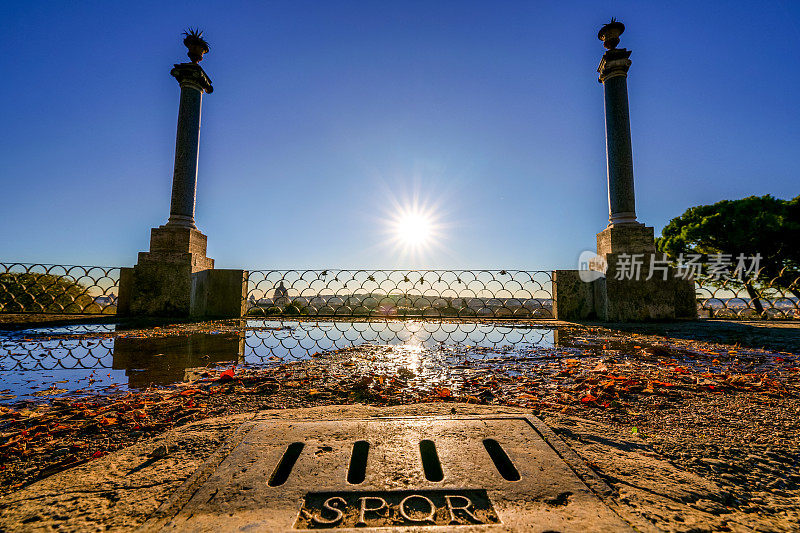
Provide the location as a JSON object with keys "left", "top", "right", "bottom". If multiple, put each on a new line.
{"left": 552, "top": 328, "right": 574, "bottom": 348}
{"left": 112, "top": 329, "right": 244, "bottom": 388}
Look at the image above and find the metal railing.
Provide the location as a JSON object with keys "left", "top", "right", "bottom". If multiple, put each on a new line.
{"left": 695, "top": 272, "right": 800, "bottom": 319}
{"left": 0, "top": 263, "right": 120, "bottom": 315}
{"left": 245, "top": 270, "right": 555, "bottom": 319}
{"left": 1, "top": 262, "right": 798, "bottom": 320}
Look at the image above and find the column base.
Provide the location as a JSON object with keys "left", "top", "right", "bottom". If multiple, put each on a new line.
{"left": 117, "top": 226, "right": 247, "bottom": 318}
{"left": 553, "top": 225, "right": 698, "bottom": 322}
{"left": 597, "top": 224, "right": 656, "bottom": 255}
{"left": 607, "top": 212, "right": 641, "bottom": 226}
{"left": 553, "top": 265, "right": 697, "bottom": 322}
{"left": 166, "top": 214, "right": 197, "bottom": 229}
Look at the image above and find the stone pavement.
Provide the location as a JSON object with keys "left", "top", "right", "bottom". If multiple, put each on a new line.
{"left": 147, "top": 415, "right": 630, "bottom": 531}
{"left": 0, "top": 403, "right": 791, "bottom": 532}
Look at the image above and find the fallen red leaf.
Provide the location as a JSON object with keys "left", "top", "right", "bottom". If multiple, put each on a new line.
{"left": 650, "top": 380, "right": 674, "bottom": 387}
{"left": 218, "top": 366, "right": 236, "bottom": 381}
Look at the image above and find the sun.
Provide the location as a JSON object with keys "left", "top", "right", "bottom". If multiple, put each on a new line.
{"left": 376, "top": 189, "right": 449, "bottom": 264}
{"left": 395, "top": 212, "right": 432, "bottom": 247}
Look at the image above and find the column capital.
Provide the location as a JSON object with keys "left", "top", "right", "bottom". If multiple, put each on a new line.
{"left": 597, "top": 49, "right": 632, "bottom": 83}
{"left": 171, "top": 63, "right": 214, "bottom": 94}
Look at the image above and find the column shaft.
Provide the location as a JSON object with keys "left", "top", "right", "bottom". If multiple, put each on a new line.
{"left": 168, "top": 83, "right": 203, "bottom": 228}
{"left": 603, "top": 75, "right": 637, "bottom": 225}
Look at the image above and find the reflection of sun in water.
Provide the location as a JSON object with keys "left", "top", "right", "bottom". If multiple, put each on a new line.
{"left": 393, "top": 341, "right": 423, "bottom": 373}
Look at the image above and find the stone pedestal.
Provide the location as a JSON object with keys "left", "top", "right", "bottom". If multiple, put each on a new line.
{"left": 552, "top": 217, "right": 697, "bottom": 323}
{"left": 553, "top": 260, "right": 697, "bottom": 322}
{"left": 594, "top": 254, "right": 697, "bottom": 322}
{"left": 117, "top": 227, "right": 247, "bottom": 318}
{"left": 593, "top": 225, "right": 696, "bottom": 320}
{"left": 118, "top": 226, "right": 212, "bottom": 317}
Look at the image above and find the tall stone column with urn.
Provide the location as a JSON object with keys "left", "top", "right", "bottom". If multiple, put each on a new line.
{"left": 117, "top": 30, "right": 246, "bottom": 318}
{"left": 553, "top": 20, "right": 696, "bottom": 321}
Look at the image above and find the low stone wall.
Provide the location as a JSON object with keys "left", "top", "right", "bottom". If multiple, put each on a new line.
{"left": 553, "top": 265, "right": 697, "bottom": 322}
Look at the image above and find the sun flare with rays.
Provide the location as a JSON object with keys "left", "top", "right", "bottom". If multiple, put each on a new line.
{"left": 395, "top": 211, "right": 433, "bottom": 247}
{"left": 371, "top": 184, "right": 454, "bottom": 265}
{"left": 387, "top": 203, "right": 443, "bottom": 259}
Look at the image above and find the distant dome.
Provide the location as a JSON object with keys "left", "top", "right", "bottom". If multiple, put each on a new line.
{"left": 274, "top": 281, "right": 290, "bottom": 305}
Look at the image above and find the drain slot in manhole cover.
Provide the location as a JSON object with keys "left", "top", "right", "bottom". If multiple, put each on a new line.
{"left": 157, "top": 416, "right": 632, "bottom": 531}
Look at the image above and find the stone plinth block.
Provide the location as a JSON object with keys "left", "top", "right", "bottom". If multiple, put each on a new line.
{"left": 117, "top": 226, "right": 222, "bottom": 317}
{"left": 596, "top": 253, "right": 697, "bottom": 322}
{"left": 190, "top": 269, "right": 248, "bottom": 318}
{"left": 149, "top": 226, "right": 211, "bottom": 261}
{"left": 553, "top": 270, "right": 596, "bottom": 320}
{"left": 137, "top": 225, "right": 214, "bottom": 275}
{"left": 122, "top": 260, "right": 194, "bottom": 317}
{"left": 597, "top": 225, "right": 655, "bottom": 256}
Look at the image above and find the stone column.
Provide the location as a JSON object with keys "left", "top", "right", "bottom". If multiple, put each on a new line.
{"left": 551, "top": 20, "right": 697, "bottom": 322}
{"left": 117, "top": 31, "right": 248, "bottom": 318}
{"left": 597, "top": 21, "right": 638, "bottom": 226}
{"left": 599, "top": 48, "right": 638, "bottom": 226}
{"left": 595, "top": 20, "right": 654, "bottom": 257}
{"left": 167, "top": 63, "right": 213, "bottom": 228}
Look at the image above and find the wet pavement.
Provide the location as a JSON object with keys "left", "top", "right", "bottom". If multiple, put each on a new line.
{"left": 0, "top": 320, "right": 561, "bottom": 403}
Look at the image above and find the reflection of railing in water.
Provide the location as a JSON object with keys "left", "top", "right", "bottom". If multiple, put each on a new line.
{"left": 1, "top": 337, "right": 117, "bottom": 370}
{"left": 0, "top": 321, "right": 555, "bottom": 375}
{"left": 243, "top": 320, "right": 554, "bottom": 361}
{"left": 0, "top": 263, "right": 120, "bottom": 314}
{"left": 246, "top": 270, "right": 554, "bottom": 319}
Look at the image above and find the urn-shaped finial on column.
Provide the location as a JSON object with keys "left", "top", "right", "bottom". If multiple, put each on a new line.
{"left": 598, "top": 18, "right": 625, "bottom": 50}
{"left": 183, "top": 28, "right": 210, "bottom": 64}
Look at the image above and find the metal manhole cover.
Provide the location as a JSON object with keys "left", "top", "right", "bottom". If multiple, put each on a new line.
{"left": 153, "top": 416, "right": 632, "bottom": 531}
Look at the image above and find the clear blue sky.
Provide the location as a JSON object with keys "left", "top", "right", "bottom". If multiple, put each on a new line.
{"left": 1, "top": 1, "right": 798, "bottom": 270}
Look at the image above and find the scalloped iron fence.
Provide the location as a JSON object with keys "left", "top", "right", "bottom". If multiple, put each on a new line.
{"left": 245, "top": 270, "right": 555, "bottom": 319}
{"left": 1, "top": 263, "right": 799, "bottom": 319}
{"left": 695, "top": 273, "right": 800, "bottom": 319}
{"left": 0, "top": 263, "right": 120, "bottom": 315}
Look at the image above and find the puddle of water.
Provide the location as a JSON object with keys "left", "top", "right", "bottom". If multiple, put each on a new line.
{"left": 0, "top": 321, "right": 559, "bottom": 403}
